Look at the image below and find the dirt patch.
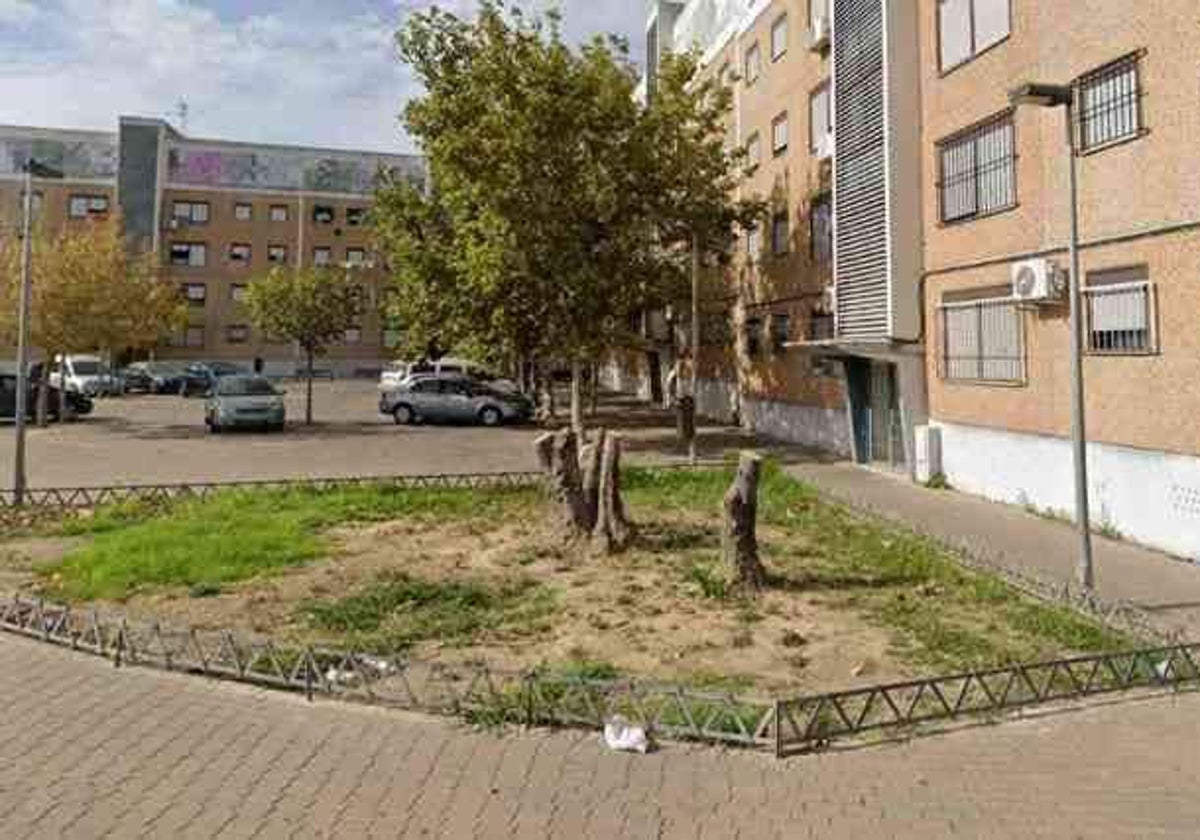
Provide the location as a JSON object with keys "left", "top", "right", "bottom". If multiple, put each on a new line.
{"left": 0, "top": 536, "right": 85, "bottom": 595}
{"left": 107, "top": 511, "right": 904, "bottom": 694}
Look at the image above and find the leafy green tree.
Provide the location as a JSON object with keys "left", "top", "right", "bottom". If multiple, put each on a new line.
{"left": 244, "top": 266, "right": 359, "bottom": 425}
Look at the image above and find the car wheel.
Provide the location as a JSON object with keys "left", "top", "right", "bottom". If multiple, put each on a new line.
{"left": 479, "top": 406, "right": 503, "bottom": 427}
{"left": 392, "top": 404, "right": 415, "bottom": 426}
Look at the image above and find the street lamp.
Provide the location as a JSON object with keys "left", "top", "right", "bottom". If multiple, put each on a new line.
{"left": 1009, "top": 81, "right": 1094, "bottom": 592}
{"left": 12, "top": 157, "right": 61, "bottom": 506}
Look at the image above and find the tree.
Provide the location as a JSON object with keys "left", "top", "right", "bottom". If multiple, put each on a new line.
{"left": 244, "top": 266, "right": 359, "bottom": 425}
{"left": 0, "top": 216, "right": 185, "bottom": 424}
{"left": 380, "top": 2, "right": 684, "bottom": 437}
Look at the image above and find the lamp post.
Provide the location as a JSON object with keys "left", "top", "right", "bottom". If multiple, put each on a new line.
{"left": 1009, "top": 82, "right": 1094, "bottom": 592}
{"left": 12, "top": 158, "right": 60, "bottom": 507}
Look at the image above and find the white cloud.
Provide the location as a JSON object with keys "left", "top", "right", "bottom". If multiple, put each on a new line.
{"left": 0, "top": 0, "right": 38, "bottom": 27}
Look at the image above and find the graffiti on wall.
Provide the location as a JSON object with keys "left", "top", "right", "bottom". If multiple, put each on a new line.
{"left": 0, "top": 135, "right": 118, "bottom": 179}
{"left": 167, "top": 143, "right": 424, "bottom": 195}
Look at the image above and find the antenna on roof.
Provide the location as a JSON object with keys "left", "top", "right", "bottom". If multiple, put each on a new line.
{"left": 175, "top": 99, "right": 189, "bottom": 133}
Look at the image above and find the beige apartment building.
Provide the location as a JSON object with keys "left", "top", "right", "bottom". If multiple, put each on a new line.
{"left": 633, "top": 0, "right": 1200, "bottom": 559}
{"left": 0, "top": 118, "right": 424, "bottom": 376}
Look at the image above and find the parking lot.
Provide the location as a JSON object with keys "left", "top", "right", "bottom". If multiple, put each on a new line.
{"left": 0, "top": 380, "right": 753, "bottom": 488}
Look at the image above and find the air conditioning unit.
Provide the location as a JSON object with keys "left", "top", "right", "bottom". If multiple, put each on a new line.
{"left": 820, "top": 285, "right": 836, "bottom": 314}
{"left": 815, "top": 132, "right": 834, "bottom": 161}
{"left": 1011, "top": 258, "right": 1065, "bottom": 303}
{"left": 808, "top": 16, "right": 830, "bottom": 51}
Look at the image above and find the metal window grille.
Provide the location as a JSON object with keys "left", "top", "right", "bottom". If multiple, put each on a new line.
{"left": 1085, "top": 281, "right": 1154, "bottom": 354}
{"left": 772, "top": 112, "right": 789, "bottom": 155}
{"left": 938, "top": 112, "right": 1015, "bottom": 223}
{"left": 1076, "top": 54, "right": 1142, "bottom": 152}
{"left": 771, "top": 14, "right": 788, "bottom": 60}
{"left": 939, "top": 298, "right": 1024, "bottom": 383}
{"left": 809, "top": 194, "right": 833, "bottom": 264}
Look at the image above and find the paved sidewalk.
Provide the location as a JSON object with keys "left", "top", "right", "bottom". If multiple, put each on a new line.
{"left": 4, "top": 634, "right": 1200, "bottom": 839}
{"left": 786, "top": 461, "right": 1200, "bottom": 638}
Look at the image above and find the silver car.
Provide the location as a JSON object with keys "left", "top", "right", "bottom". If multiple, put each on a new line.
{"left": 379, "top": 375, "right": 532, "bottom": 427}
{"left": 205, "top": 376, "right": 286, "bottom": 432}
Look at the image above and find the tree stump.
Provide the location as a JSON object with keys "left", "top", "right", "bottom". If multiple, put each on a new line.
{"left": 676, "top": 395, "right": 696, "bottom": 452}
{"left": 533, "top": 429, "right": 590, "bottom": 535}
{"left": 579, "top": 428, "right": 606, "bottom": 532}
{"left": 593, "top": 433, "right": 633, "bottom": 554}
{"left": 723, "top": 451, "right": 766, "bottom": 592}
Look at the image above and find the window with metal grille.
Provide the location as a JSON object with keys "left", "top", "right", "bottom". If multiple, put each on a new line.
{"left": 809, "top": 193, "right": 832, "bottom": 264}
{"left": 771, "top": 211, "right": 790, "bottom": 256}
{"left": 772, "top": 112, "right": 789, "bottom": 156}
{"left": 1085, "top": 265, "right": 1155, "bottom": 354}
{"left": 313, "top": 247, "right": 332, "bottom": 266}
{"left": 771, "top": 14, "right": 788, "bottom": 61}
{"left": 171, "top": 243, "right": 206, "bottom": 267}
{"left": 228, "top": 243, "right": 252, "bottom": 264}
{"left": 69, "top": 195, "right": 109, "bottom": 218}
{"left": 938, "top": 0, "right": 1010, "bottom": 72}
{"left": 809, "top": 82, "right": 831, "bottom": 154}
{"left": 937, "top": 112, "right": 1015, "bottom": 223}
{"left": 234, "top": 203, "right": 253, "bottom": 221}
{"left": 267, "top": 244, "right": 288, "bottom": 264}
{"left": 230, "top": 284, "right": 248, "bottom": 303}
{"left": 181, "top": 283, "right": 206, "bottom": 306}
{"left": 939, "top": 297, "right": 1024, "bottom": 383}
{"left": 744, "top": 43, "right": 761, "bottom": 85}
{"left": 1076, "top": 54, "right": 1142, "bottom": 152}
{"left": 270, "top": 205, "right": 289, "bottom": 222}
{"left": 172, "top": 201, "right": 208, "bottom": 224}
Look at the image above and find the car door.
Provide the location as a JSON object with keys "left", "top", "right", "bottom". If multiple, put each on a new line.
{"left": 405, "top": 378, "right": 439, "bottom": 420}
{"left": 440, "top": 379, "right": 478, "bottom": 423}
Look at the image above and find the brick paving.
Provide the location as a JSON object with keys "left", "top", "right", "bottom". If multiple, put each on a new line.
{"left": 3, "top": 634, "right": 1200, "bottom": 839}
{"left": 787, "top": 461, "right": 1200, "bottom": 639}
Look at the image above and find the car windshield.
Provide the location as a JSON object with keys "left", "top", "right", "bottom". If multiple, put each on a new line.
{"left": 217, "top": 377, "right": 277, "bottom": 396}
{"left": 71, "top": 361, "right": 102, "bottom": 375}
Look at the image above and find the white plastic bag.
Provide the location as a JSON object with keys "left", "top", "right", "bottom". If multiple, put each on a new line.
{"left": 603, "top": 715, "right": 650, "bottom": 754}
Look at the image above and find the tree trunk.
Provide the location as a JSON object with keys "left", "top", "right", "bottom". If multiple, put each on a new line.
{"left": 589, "top": 362, "right": 600, "bottom": 416}
{"left": 676, "top": 395, "right": 696, "bottom": 454}
{"left": 305, "top": 348, "right": 314, "bottom": 426}
{"left": 533, "top": 429, "right": 590, "bottom": 535}
{"left": 579, "top": 427, "right": 606, "bottom": 532}
{"left": 570, "top": 359, "right": 584, "bottom": 442}
{"left": 592, "top": 433, "right": 633, "bottom": 554}
{"left": 723, "top": 451, "right": 766, "bottom": 592}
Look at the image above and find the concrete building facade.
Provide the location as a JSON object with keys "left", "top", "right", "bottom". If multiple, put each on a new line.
{"left": 1, "top": 118, "right": 423, "bottom": 376}
{"left": 636, "top": 0, "right": 1200, "bottom": 559}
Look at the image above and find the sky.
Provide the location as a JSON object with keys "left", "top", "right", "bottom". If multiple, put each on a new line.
{"left": 0, "top": 0, "right": 647, "bottom": 154}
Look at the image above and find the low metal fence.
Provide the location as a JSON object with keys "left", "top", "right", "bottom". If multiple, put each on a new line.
{"left": 775, "top": 642, "right": 1200, "bottom": 756}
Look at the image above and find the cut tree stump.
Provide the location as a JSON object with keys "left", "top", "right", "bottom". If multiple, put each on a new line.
{"left": 593, "top": 433, "right": 633, "bottom": 554}
{"left": 533, "top": 429, "right": 590, "bottom": 535}
{"left": 579, "top": 428, "right": 606, "bottom": 533}
{"left": 723, "top": 451, "right": 766, "bottom": 592}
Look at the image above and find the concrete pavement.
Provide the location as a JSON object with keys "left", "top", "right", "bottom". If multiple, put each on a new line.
{"left": 3, "top": 633, "right": 1200, "bottom": 838}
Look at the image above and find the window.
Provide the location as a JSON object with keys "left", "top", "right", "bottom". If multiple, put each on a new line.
{"left": 744, "top": 318, "right": 763, "bottom": 358}
{"left": 346, "top": 247, "right": 366, "bottom": 266}
{"left": 312, "top": 205, "right": 335, "bottom": 224}
{"left": 185, "top": 326, "right": 205, "bottom": 349}
{"left": 1085, "top": 265, "right": 1155, "bottom": 354}
{"left": 938, "top": 111, "right": 1016, "bottom": 223}
{"left": 234, "top": 203, "right": 253, "bottom": 221}
{"left": 1076, "top": 54, "right": 1142, "bottom": 152}
{"left": 809, "top": 82, "right": 831, "bottom": 154}
{"left": 226, "top": 324, "right": 250, "bottom": 344}
{"left": 344, "top": 327, "right": 363, "bottom": 345}
{"left": 770, "top": 313, "right": 790, "bottom": 352}
{"left": 745, "top": 133, "right": 762, "bottom": 171}
{"left": 267, "top": 244, "right": 288, "bottom": 264}
{"left": 228, "top": 243, "right": 252, "bottom": 265}
{"left": 68, "top": 195, "right": 109, "bottom": 218}
{"left": 313, "top": 247, "right": 332, "bottom": 267}
{"left": 938, "top": 0, "right": 1010, "bottom": 71}
{"left": 939, "top": 294, "right": 1025, "bottom": 383}
{"left": 170, "top": 243, "right": 207, "bottom": 267}
{"left": 230, "top": 284, "right": 248, "bottom": 303}
{"left": 771, "top": 112, "right": 789, "bottom": 156}
{"left": 746, "top": 224, "right": 762, "bottom": 263}
{"left": 346, "top": 207, "right": 366, "bottom": 227}
{"left": 770, "top": 14, "right": 788, "bottom": 61}
{"left": 270, "top": 205, "right": 289, "bottom": 222}
{"left": 744, "top": 43, "right": 761, "bottom": 85}
{"left": 810, "top": 193, "right": 833, "bottom": 265}
{"left": 181, "top": 283, "right": 207, "bottom": 306}
{"left": 172, "top": 201, "right": 209, "bottom": 224}
{"left": 771, "top": 211, "right": 790, "bottom": 256}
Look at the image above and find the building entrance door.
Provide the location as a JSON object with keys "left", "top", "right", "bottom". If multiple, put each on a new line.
{"left": 846, "top": 359, "right": 906, "bottom": 470}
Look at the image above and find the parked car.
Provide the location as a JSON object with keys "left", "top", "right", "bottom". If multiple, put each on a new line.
{"left": 380, "top": 358, "right": 518, "bottom": 393}
{"left": 204, "top": 376, "right": 286, "bottom": 432}
{"left": 379, "top": 374, "right": 533, "bottom": 426}
{"left": 0, "top": 371, "right": 93, "bottom": 420}
{"left": 121, "top": 361, "right": 187, "bottom": 394}
{"left": 48, "top": 354, "right": 124, "bottom": 397}
{"left": 180, "top": 361, "right": 248, "bottom": 397}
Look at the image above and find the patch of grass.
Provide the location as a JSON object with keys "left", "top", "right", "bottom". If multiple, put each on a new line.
{"left": 923, "top": 472, "right": 950, "bottom": 490}
{"left": 40, "top": 484, "right": 539, "bottom": 602}
{"left": 682, "top": 562, "right": 728, "bottom": 601}
{"left": 299, "top": 571, "right": 556, "bottom": 652}
{"left": 188, "top": 582, "right": 222, "bottom": 599}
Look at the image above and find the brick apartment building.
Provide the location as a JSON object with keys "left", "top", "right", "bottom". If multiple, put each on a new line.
{"left": 0, "top": 118, "right": 424, "bottom": 376}
{"left": 628, "top": 0, "right": 1200, "bottom": 560}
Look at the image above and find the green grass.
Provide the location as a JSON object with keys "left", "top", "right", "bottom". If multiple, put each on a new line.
{"left": 299, "top": 570, "right": 556, "bottom": 652}
{"left": 40, "top": 483, "right": 538, "bottom": 602}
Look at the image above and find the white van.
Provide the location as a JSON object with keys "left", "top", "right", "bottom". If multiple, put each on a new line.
{"left": 49, "top": 354, "right": 124, "bottom": 397}
{"left": 378, "top": 357, "right": 517, "bottom": 393}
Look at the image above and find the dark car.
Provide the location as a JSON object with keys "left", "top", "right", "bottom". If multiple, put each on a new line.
{"left": 0, "top": 372, "right": 93, "bottom": 420}
{"left": 121, "top": 361, "right": 187, "bottom": 394}
{"left": 180, "top": 361, "right": 247, "bottom": 397}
